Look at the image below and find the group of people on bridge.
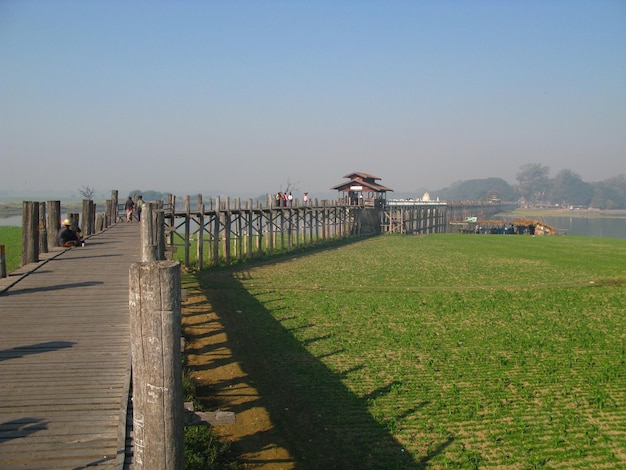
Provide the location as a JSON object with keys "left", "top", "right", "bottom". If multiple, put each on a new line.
{"left": 57, "top": 194, "right": 146, "bottom": 248}
{"left": 275, "top": 191, "right": 309, "bottom": 207}
{"left": 124, "top": 195, "right": 144, "bottom": 222}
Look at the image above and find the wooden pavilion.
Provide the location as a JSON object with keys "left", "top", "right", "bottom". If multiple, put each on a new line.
{"left": 331, "top": 172, "right": 393, "bottom": 206}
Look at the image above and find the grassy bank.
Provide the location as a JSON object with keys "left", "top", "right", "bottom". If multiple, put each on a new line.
{"left": 0, "top": 227, "right": 22, "bottom": 273}
{"left": 186, "top": 234, "right": 626, "bottom": 468}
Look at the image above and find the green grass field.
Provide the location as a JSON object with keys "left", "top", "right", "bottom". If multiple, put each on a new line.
{"left": 189, "top": 234, "right": 626, "bottom": 468}
{"left": 0, "top": 226, "right": 22, "bottom": 273}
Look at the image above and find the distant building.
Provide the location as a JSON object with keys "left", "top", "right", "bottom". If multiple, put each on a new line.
{"left": 331, "top": 172, "right": 393, "bottom": 206}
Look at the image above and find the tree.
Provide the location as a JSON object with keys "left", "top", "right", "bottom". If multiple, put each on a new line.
{"left": 281, "top": 178, "right": 300, "bottom": 194}
{"left": 516, "top": 163, "right": 550, "bottom": 204}
{"left": 550, "top": 169, "right": 594, "bottom": 207}
{"left": 77, "top": 185, "right": 96, "bottom": 200}
{"left": 436, "top": 178, "right": 517, "bottom": 202}
{"left": 591, "top": 175, "right": 626, "bottom": 209}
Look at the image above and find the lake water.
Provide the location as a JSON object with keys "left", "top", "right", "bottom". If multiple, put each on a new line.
{"left": 540, "top": 216, "right": 626, "bottom": 239}
{"left": 0, "top": 215, "right": 22, "bottom": 227}
{"left": 492, "top": 216, "right": 626, "bottom": 239}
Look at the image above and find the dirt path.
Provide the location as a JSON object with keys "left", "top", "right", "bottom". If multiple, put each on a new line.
{"left": 183, "top": 287, "right": 296, "bottom": 469}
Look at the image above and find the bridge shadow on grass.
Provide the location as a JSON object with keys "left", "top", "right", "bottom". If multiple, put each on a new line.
{"left": 187, "top": 270, "right": 433, "bottom": 470}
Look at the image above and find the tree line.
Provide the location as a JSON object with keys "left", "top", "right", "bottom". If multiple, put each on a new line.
{"left": 435, "top": 163, "right": 626, "bottom": 210}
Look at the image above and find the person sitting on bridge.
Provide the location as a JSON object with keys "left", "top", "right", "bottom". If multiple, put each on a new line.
{"left": 58, "top": 219, "right": 81, "bottom": 247}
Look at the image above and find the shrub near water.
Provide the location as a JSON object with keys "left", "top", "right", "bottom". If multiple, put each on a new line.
{"left": 194, "top": 234, "right": 626, "bottom": 468}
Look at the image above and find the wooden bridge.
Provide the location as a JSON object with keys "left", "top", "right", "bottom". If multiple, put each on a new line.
{"left": 0, "top": 222, "right": 140, "bottom": 469}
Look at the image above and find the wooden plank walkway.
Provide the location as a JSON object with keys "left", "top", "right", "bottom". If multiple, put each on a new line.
{"left": 0, "top": 223, "right": 141, "bottom": 469}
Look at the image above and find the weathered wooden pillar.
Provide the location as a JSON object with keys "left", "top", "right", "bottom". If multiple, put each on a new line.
{"left": 81, "top": 200, "right": 90, "bottom": 235}
{"left": 1, "top": 245, "right": 7, "bottom": 278}
{"left": 154, "top": 201, "right": 166, "bottom": 261}
{"left": 279, "top": 210, "right": 286, "bottom": 252}
{"left": 224, "top": 197, "right": 231, "bottom": 265}
{"left": 68, "top": 213, "right": 80, "bottom": 231}
{"left": 321, "top": 201, "right": 328, "bottom": 240}
{"left": 267, "top": 209, "right": 274, "bottom": 255}
{"left": 287, "top": 209, "right": 293, "bottom": 251}
{"left": 256, "top": 208, "right": 264, "bottom": 257}
{"left": 212, "top": 197, "right": 220, "bottom": 266}
{"left": 183, "top": 196, "right": 190, "bottom": 268}
{"left": 104, "top": 199, "right": 111, "bottom": 228}
{"left": 21, "top": 201, "right": 39, "bottom": 266}
{"left": 166, "top": 194, "right": 175, "bottom": 246}
{"left": 47, "top": 200, "right": 61, "bottom": 248}
{"left": 96, "top": 213, "right": 104, "bottom": 232}
{"left": 247, "top": 199, "right": 253, "bottom": 260}
{"left": 91, "top": 203, "right": 97, "bottom": 234}
{"left": 129, "top": 260, "right": 184, "bottom": 470}
{"left": 236, "top": 199, "right": 243, "bottom": 261}
{"left": 86, "top": 200, "right": 95, "bottom": 235}
{"left": 38, "top": 202, "right": 48, "bottom": 254}
{"left": 314, "top": 207, "right": 320, "bottom": 242}
{"left": 81, "top": 200, "right": 89, "bottom": 234}
{"left": 197, "top": 204, "right": 204, "bottom": 270}
{"left": 111, "top": 190, "right": 119, "bottom": 225}
{"left": 141, "top": 203, "right": 157, "bottom": 262}
{"left": 308, "top": 207, "right": 313, "bottom": 244}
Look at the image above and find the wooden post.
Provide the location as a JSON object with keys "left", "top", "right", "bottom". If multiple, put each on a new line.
{"left": 38, "top": 202, "right": 48, "bottom": 254}
{"left": 0, "top": 245, "right": 6, "bottom": 278}
{"left": 96, "top": 213, "right": 104, "bottom": 232}
{"left": 247, "top": 199, "right": 254, "bottom": 260}
{"left": 129, "top": 261, "right": 184, "bottom": 470}
{"left": 308, "top": 207, "right": 314, "bottom": 245}
{"left": 315, "top": 206, "right": 320, "bottom": 242}
{"left": 267, "top": 209, "right": 274, "bottom": 255}
{"left": 184, "top": 196, "right": 190, "bottom": 268}
{"left": 47, "top": 201, "right": 61, "bottom": 248}
{"left": 167, "top": 194, "right": 176, "bottom": 246}
{"left": 212, "top": 197, "right": 220, "bottom": 266}
{"left": 236, "top": 199, "right": 243, "bottom": 261}
{"left": 21, "top": 201, "right": 39, "bottom": 266}
{"left": 81, "top": 199, "right": 95, "bottom": 235}
{"left": 90, "top": 202, "right": 97, "bottom": 234}
{"left": 141, "top": 203, "right": 157, "bottom": 262}
{"left": 280, "top": 210, "right": 286, "bottom": 252}
{"left": 197, "top": 204, "right": 204, "bottom": 270}
{"left": 224, "top": 198, "right": 231, "bottom": 265}
{"left": 69, "top": 213, "right": 80, "bottom": 231}
{"left": 81, "top": 200, "right": 89, "bottom": 235}
{"left": 104, "top": 199, "right": 111, "bottom": 228}
{"left": 155, "top": 201, "right": 166, "bottom": 261}
{"left": 111, "top": 190, "right": 119, "bottom": 225}
{"left": 257, "top": 208, "right": 264, "bottom": 257}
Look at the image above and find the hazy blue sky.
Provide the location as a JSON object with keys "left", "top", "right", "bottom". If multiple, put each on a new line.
{"left": 1, "top": 1, "right": 625, "bottom": 198}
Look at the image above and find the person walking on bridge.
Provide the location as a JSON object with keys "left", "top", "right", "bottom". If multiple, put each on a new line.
{"left": 124, "top": 196, "right": 134, "bottom": 222}
{"left": 136, "top": 195, "right": 144, "bottom": 222}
